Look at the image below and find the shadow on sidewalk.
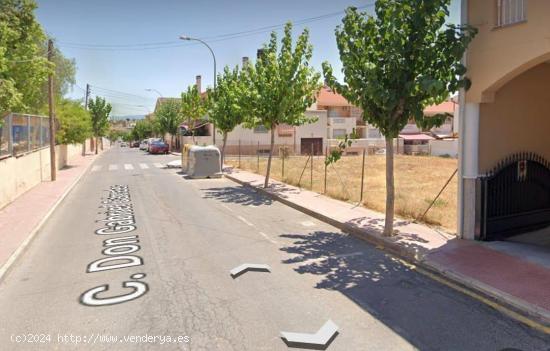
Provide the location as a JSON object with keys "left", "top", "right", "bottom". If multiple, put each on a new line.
{"left": 201, "top": 185, "right": 273, "bottom": 207}
{"left": 278, "top": 230, "right": 549, "bottom": 351}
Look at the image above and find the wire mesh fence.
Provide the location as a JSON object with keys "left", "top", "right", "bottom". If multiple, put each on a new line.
{"left": 224, "top": 143, "right": 458, "bottom": 232}
{"left": 0, "top": 113, "right": 50, "bottom": 159}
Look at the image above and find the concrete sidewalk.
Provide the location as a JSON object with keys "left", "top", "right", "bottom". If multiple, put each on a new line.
{"left": 0, "top": 152, "right": 99, "bottom": 280}
{"left": 225, "top": 169, "right": 550, "bottom": 327}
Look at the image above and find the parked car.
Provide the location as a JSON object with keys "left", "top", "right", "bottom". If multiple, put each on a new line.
{"left": 149, "top": 141, "right": 169, "bottom": 154}
{"left": 131, "top": 141, "right": 140, "bottom": 148}
{"left": 146, "top": 138, "right": 162, "bottom": 152}
{"left": 120, "top": 142, "right": 128, "bottom": 147}
{"left": 139, "top": 140, "right": 149, "bottom": 150}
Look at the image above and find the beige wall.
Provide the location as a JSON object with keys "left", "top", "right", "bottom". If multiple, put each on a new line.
{"left": 478, "top": 63, "right": 550, "bottom": 172}
{"left": 466, "top": 0, "right": 550, "bottom": 103}
{"left": 0, "top": 140, "right": 92, "bottom": 209}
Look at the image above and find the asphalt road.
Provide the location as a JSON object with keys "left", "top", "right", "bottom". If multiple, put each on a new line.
{"left": 0, "top": 145, "right": 548, "bottom": 351}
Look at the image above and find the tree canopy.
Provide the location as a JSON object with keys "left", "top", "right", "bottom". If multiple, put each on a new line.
{"left": 180, "top": 85, "right": 207, "bottom": 139}
{"left": 207, "top": 65, "right": 247, "bottom": 166}
{"left": 243, "top": 22, "right": 322, "bottom": 187}
{"left": 323, "top": 2, "right": 476, "bottom": 235}
{"left": 0, "top": 0, "right": 75, "bottom": 117}
{"left": 155, "top": 99, "right": 181, "bottom": 147}
{"left": 55, "top": 99, "right": 92, "bottom": 145}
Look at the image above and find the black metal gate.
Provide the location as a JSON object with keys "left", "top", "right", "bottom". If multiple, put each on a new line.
{"left": 478, "top": 153, "right": 550, "bottom": 241}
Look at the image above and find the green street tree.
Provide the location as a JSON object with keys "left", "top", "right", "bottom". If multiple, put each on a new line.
{"left": 0, "top": 0, "right": 52, "bottom": 115}
{"left": 243, "top": 22, "right": 321, "bottom": 188}
{"left": 155, "top": 99, "right": 181, "bottom": 149}
{"left": 207, "top": 65, "right": 247, "bottom": 168}
{"left": 55, "top": 99, "right": 92, "bottom": 145}
{"left": 180, "top": 85, "right": 207, "bottom": 143}
{"left": 88, "top": 96, "right": 112, "bottom": 155}
{"left": 131, "top": 119, "right": 154, "bottom": 141}
{"left": 323, "top": 2, "right": 476, "bottom": 236}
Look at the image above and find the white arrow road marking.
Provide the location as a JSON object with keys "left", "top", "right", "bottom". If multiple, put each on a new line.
{"left": 230, "top": 263, "right": 271, "bottom": 278}
{"left": 281, "top": 320, "right": 339, "bottom": 349}
{"left": 139, "top": 163, "right": 149, "bottom": 169}
{"left": 108, "top": 164, "right": 118, "bottom": 171}
{"left": 91, "top": 165, "right": 102, "bottom": 172}
{"left": 153, "top": 163, "right": 163, "bottom": 168}
{"left": 124, "top": 164, "right": 134, "bottom": 170}
{"left": 237, "top": 216, "right": 254, "bottom": 227}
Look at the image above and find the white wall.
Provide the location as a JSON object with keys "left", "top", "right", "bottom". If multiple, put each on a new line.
{"left": 430, "top": 139, "right": 459, "bottom": 157}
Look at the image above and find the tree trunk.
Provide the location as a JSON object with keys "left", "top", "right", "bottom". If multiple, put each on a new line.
{"left": 81, "top": 140, "right": 86, "bottom": 156}
{"left": 91, "top": 137, "right": 95, "bottom": 153}
{"left": 221, "top": 132, "right": 228, "bottom": 172}
{"left": 384, "top": 137, "right": 395, "bottom": 236}
{"left": 264, "top": 126, "right": 275, "bottom": 188}
{"left": 95, "top": 137, "right": 98, "bottom": 155}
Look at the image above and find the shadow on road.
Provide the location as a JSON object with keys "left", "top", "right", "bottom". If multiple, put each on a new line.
{"left": 201, "top": 185, "right": 273, "bottom": 207}
{"left": 279, "top": 230, "right": 548, "bottom": 351}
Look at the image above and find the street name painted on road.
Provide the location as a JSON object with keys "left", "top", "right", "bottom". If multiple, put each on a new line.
{"left": 80, "top": 185, "right": 148, "bottom": 306}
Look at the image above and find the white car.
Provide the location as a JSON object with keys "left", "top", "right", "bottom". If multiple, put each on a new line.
{"left": 139, "top": 140, "right": 149, "bottom": 150}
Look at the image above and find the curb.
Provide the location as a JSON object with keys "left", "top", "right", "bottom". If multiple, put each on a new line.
{"left": 224, "top": 173, "right": 550, "bottom": 330}
{"left": 0, "top": 152, "right": 102, "bottom": 283}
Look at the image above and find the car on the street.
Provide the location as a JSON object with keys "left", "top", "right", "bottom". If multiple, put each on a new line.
{"left": 131, "top": 141, "right": 140, "bottom": 148}
{"left": 120, "top": 142, "right": 128, "bottom": 147}
{"left": 139, "top": 140, "right": 149, "bottom": 150}
{"left": 146, "top": 138, "right": 162, "bottom": 152}
{"left": 148, "top": 141, "right": 169, "bottom": 154}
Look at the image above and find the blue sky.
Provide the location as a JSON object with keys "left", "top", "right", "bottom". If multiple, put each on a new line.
{"left": 36, "top": 0, "right": 460, "bottom": 117}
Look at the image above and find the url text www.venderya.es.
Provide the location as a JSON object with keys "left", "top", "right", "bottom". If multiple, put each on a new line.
{"left": 11, "top": 333, "right": 190, "bottom": 345}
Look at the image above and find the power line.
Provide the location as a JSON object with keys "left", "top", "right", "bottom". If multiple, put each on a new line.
{"left": 89, "top": 85, "right": 153, "bottom": 100}
{"left": 57, "top": 4, "right": 375, "bottom": 51}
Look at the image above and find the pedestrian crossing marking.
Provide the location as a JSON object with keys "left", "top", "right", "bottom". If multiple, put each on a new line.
{"left": 108, "top": 164, "right": 118, "bottom": 171}
{"left": 91, "top": 165, "right": 102, "bottom": 172}
{"left": 95, "top": 162, "right": 170, "bottom": 172}
{"left": 139, "top": 163, "right": 149, "bottom": 169}
{"left": 153, "top": 163, "right": 163, "bottom": 168}
{"left": 124, "top": 164, "right": 134, "bottom": 170}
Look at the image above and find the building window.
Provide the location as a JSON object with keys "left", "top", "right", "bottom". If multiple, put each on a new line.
{"left": 497, "top": 0, "right": 526, "bottom": 27}
{"left": 254, "top": 125, "right": 268, "bottom": 133}
{"left": 332, "top": 129, "right": 347, "bottom": 139}
{"left": 331, "top": 118, "right": 346, "bottom": 125}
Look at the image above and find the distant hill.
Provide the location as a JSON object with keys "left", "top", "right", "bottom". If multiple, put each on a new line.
{"left": 110, "top": 115, "right": 145, "bottom": 121}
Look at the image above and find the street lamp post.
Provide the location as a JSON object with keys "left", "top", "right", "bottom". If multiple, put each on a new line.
{"left": 179, "top": 35, "right": 217, "bottom": 144}
{"left": 145, "top": 88, "right": 163, "bottom": 97}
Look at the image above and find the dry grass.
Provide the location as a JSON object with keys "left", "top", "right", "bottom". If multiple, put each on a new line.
{"left": 225, "top": 154, "right": 458, "bottom": 233}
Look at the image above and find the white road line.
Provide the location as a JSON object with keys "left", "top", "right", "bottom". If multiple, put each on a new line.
{"left": 259, "top": 231, "right": 278, "bottom": 244}
{"left": 220, "top": 204, "right": 234, "bottom": 212}
{"left": 300, "top": 251, "right": 364, "bottom": 265}
{"left": 153, "top": 163, "right": 163, "bottom": 168}
{"left": 237, "top": 216, "right": 254, "bottom": 227}
{"left": 301, "top": 221, "right": 316, "bottom": 227}
{"left": 91, "top": 165, "right": 102, "bottom": 172}
{"left": 124, "top": 164, "right": 134, "bottom": 170}
{"left": 108, "top": 164, "right": 118, "bottom": 171}
{"left": 139, "top": 163, "right": 149, "bottom": 169}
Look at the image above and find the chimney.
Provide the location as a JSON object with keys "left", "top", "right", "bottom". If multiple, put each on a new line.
{"left": 242, "top": 56, "right": 249, "bottom": 67}
{"left": 256, "top": 49, "right": 264, "bottom": 59}
{"left": 195, "top": 75, "right": 202, "bottom": 93}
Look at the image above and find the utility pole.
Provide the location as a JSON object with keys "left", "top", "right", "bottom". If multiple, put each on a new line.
{"left": 83, "top": 83, "right": 90, "bottom": 156}
{"left": 47, "top": 39, "right": 56, "bottom": 181}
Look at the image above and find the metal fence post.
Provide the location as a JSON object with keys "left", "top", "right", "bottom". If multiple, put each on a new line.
{"left": 27, "top": 115, "right": 31, "bottom": 152}
{"left": 39, "top": 117, "right": 43, "bottom": 147}
{"left": 282, "top": 147, "right": 285, "bottom": 179}
{"left": 7, "top": 113, "right": 13, "bottom": 156}
{"left": 324, "top": 146, "right": 328, "bottom": 194}
{"left": 310, "top": 143, "right": 314, "bottom": 189}
{"left": 360, "top": 148, "right": 366, "bottom": 203}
